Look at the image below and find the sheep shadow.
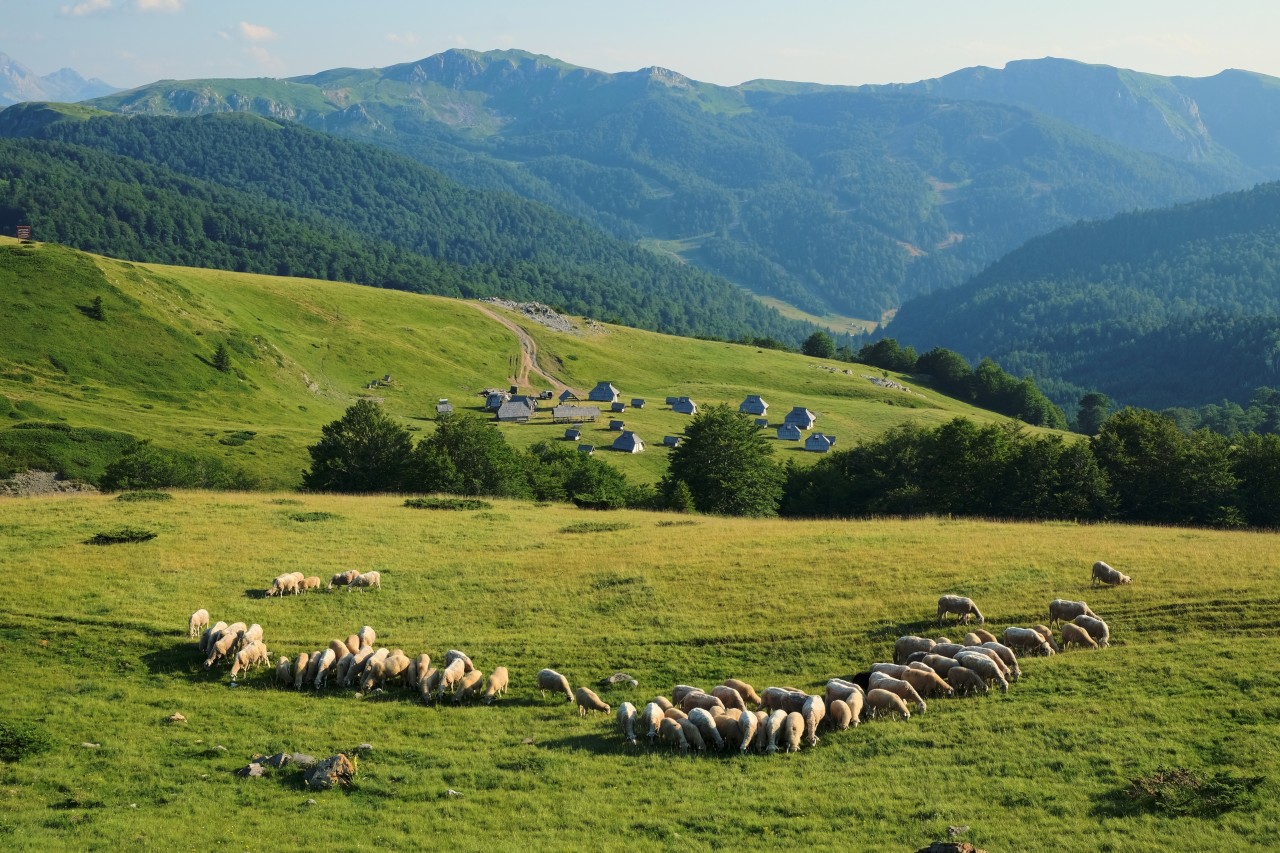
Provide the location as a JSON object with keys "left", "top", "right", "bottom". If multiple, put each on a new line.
{"left": 141, "top": 642, "right": 209, "bottom": 677}
{"left": 534, "top": 733, "right": 620, "bottom": 755}
{"left": 243, "top": 588, "right": 269, "bottom": 600}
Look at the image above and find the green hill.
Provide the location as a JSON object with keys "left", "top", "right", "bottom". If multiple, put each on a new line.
{"left": 0, "top": 239, "right": 1051, "bottom": 489}
{"left": 885, "top": 181, "right": 1280, "bottom": 409}
{"left": 85, "top": 50, "right": 1244, "bottom": 319}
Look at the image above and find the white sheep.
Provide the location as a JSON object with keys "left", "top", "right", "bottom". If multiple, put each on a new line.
{"left": 537, "top": 668, "right": 573, "bottom": 702}
{"left": 1061, "top": 622, "right": 1100, "bottom": 650}
{"left": 870, "top": 662, "right": 912, "bottom": 678}
{"left": 236, "top": 623, "right": 263, "bottom": 652}
{"left": 722, "top": 678, "right": 762, "bottom": 705}
{"left": 418, "top": 667, "right": 440, "bottom": 703}
{"left": 437, "top": 658, "right": 466, "bottom": 699}
{"left": 761, "top": 686, "right": 807, "bottom": 714}
{"left": 663, "top": 707, "right": 688, "bottom": 721}
{"left": 671, "top": 684, "right": 702, "bottom": 705}
{"left": 801, "top": 695, "right": 826, "bottom": 746}
{"left": 229, "top": 640, "right": 270, "bottom": 680}
{"left": 919, "top": 654, "right": 962, "bottom": 677}
{"left": 301, "top": 576, "right": 322, "bottom": 593}
{"left": 616, "top": 702, "right": 638, "bottom": 745}
{"left": 650, "top": 696, "right": 674, "bottom": 712}
{"left": 865, "top": 688, "right": 910, "bottom": 720}
{"left": 680, "top": 691, "right": 726, "bottom": 714}
{"left": 1032, "top": 624, "right": 1061, "bottom": 653}
{"left": 954, "top": 651, "right": 1009, "bottom": 693}
{"left": 971, "top": 628, "right": 998, "bottom": 644}
{"left": 763, "top": 708, "right": 788, "bottom": 754}
{"left": 203, "top": 630, "right": 240, "bottom": 669}
{"left": 937, "top": 594, "right": 984, "bottom": 625}
{"left": 575, "top": 686, "right": 611, "bottom": 716}
{"left": 341, "top": 647, "right": 374, "bottom": 687}
{"left": 687, "top": 707, "right": 724, "bottom": 750}
{"left": 868, "top": 672, "right": 927, "bottom": 712}
{"left": 188, "top": 609, "right": 209, "bottom": 639}
{"left": 750, "top": 710, "right": 771, "bottom": 752}
{"left": 901, "top": 666, "right": 956, "bottom": 698}
{"left": 659, "top": 717, "right": 688, "bottom": 753}
{"left": 303, "top": 648, "right": 324, "bottom": 685}
{"left": 737, "top": 708, "right": 760, "bottom": 753}
{"left": 711, "top": 685, "right": 747, "bottom": 712}
{"left": 313, "top": 648, "right": 337, "bottom": 689}
{"left": 380, "top": 652, "right": 413, "bottom": 689}
{"left": 455, "top": 670, "right": 486, "bottom": 703}
{"left": 1071, "top": 614, "right": 1111, "bottom": 647}
{"left": 824, "top": 678, "right": 863, "bottom": 709}
{"left": 265, "top": 574, "right": 296, "bottom": 597}
{"left": 1003, "top": 626, "right": 1056, "bottom": 657}
{"left": 677, "top": 718, "right": 706, "bottom": 753}
{"left": 349, "top": 570, "right": 381, "bottom": 591}
{"left": 979, "top": 641, "right": 1022, "bottom": 681}
{"left": 1049, "top": 598, "right": 1099, "bottom": 627}
{"left": 293, "top": 651, "right": 310, "bottom": 690}
{"left": 357, "top": 625, "right": 376, "bottom": 649}
{"left": 715, "top": 715, "right": 741, "bottom": 750}
{"left": 328, "top": 569, "right": 359, "bottom": 590}
{"left": 483, "top": 666, "right": 508, "bottom": 704}
{"left": 947, "top": 665, "right": 988, "bottom": 696}
{"left": 957, "top": 645, "right": 1012, "bottom": 679}
{"left": 444, "top": 649, "right": 474, "bottom": 673}
{"left": 199, "top": 621, "right": 227, "bottom": 655}
{"left": 781, "top": 712, "right": 804, "bottom": 753}
{"left": 274, "top": 655, "right": 292, "bottom": 687}
{"left": 334, "top": 652, "right": 356, "bottom": 687}
{"left": 1092, "top": 561, "right": 1132, "bottom": 587}
{"left": 894, "top": 635, "right": 936, "bottom": 664}
{"left": 640, "top": 702, "right": 666, "bottom": 744}
{"left": 931, "top": 642, "right": 967, "bottom": 659}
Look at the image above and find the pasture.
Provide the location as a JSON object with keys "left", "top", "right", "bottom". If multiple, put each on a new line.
{"left": 1, "top": 491, "right": 1277, "bottom": 851}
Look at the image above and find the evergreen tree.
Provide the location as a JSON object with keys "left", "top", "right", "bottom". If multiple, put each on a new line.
{"left": 212, "top": 342, "right": 231, "bottom": 372}
{"left": 801, "top": 331, "right": 837, "bottom": 359}
{"left": 86, "top": 295, "right": 105, "bottom": 321}
{"left": 1075, "top": 392, "right": 1113, "bottom": 436}
{"left": 665, "top": 404, "right": 784, "bottom": 516}
{"left": 302, "top": 400, "right": 413, "bottom": 492}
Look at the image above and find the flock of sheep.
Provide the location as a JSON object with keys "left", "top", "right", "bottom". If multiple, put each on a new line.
{"left": 265, "top": 570, "right": 381, "bottom": 597}
{"left": 186, "top": 559, "right": 1129, "bottom": 757}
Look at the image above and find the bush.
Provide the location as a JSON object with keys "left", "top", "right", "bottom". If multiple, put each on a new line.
{"left": 560, "top": 521, "right": 633, "bottom": 534}
{"left": 0, "top": 720, "right": 55, "bottom": 762}
{"left": 114, "top": 490, "right": 173, "bottom": 502}
{"left": 287, "top": 511, "right": 340, "bottom": 522}
{"left": 1126, "top": 767, "right": 1263, "bottom": 817}
{"left": 85, "top": 526, "right": 157, "bottom": 545}
{"left": 404, "top": 497, "right": 493, "bottom": 511}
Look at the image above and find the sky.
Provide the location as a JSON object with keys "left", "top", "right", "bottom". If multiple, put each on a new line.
{"left": 4, "top": 0, "right": 1280, "bottom": 90}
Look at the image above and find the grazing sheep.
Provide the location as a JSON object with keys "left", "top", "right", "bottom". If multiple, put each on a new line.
{"left": 1092, "top": 561, "right": 1132, "bottom": 587}
{"left": 617, "top": 702, "right": 638, "bottom": 746}
{"left": 663, "top": 707, "right": 688, "bottom": 721}
{"left": 328, "top": 569, "right": 359, "bottom": 590}
{"left": 763, "top": 709, "right": 788, "bottom": 754}
{"left": 357, "top": 625, "right": 376, "bottom": 649}
{"left": 680, "top": 691, "right": 726, "bottom": 714}
{"left": 971, "top": 628, "right": 998, "bottom": 644}
{"left": 761, "top": 687, "right": 807, "bottom": 714}
{"left": 671, "top": 685, "right": 701, "bottom": 706}
{"left": 301, "top": 576, "right": 322, "bottom": 593}
{"left": 641, "top": 702, "right": 666, "bottom": 743}
{"left": 574, "top": 687, "right": 610, "bottom": 715}
{"left": 292, "top": 652, "right": 310, "bottom": 690}
{"left": 1061, "top": 622, "right": 1100, "bottom": 650}
{"left": 326, "top": 638, "right": 348, "bottom": 662}
{"left": 343, "top": 635, "right": 360, "bottom": 655}
{"left": 870, "top": 662, "right": 912, "bottom": 678}
{"left": 1049, "top": 598, "right": 1098, "bottom": 627}
{"left": 229, "top": 641, "right": 270, "bottom": 680}
{"left": 188, "top": 609, "right": 209, "bottom": 639}
{"left": 265, "top": 574, "right": 297, "bottom": 597}
{"left": 979, "top": 641, "right": 1022, "bottom": 681}
{"left": 417, "top": 667, "right": 440, "bottom": 703}
{"left": 1002, "top": 626, "right": 1055, "bottom": 657}
{"left": 537, "top": 668, "right": 573, "bottom": 702}
{"left": 342, "top": 647, "right": 374, "bottom": 687}
{"left": 274, "top": 655, "right": 292, "bottom": 687}
{"left": 781, "top": 712, "right": 804, "bottom": 753}
{"left": 947, "top": 665, "right": 989, "bottom": 696}
{"left": 659, "top": 717, "right": 689, "bottom": 754}
{"left": 868, "top": 672, "right": 927, "bottom": 712}
{"left": 827, "top": 698, "right": 852, "bottom": 731}
{"left": 737, "top": 709, "right": 760, "bottom": 753}
{"left": 962, "top": 632, "right": 985, "bottom": 646}
{"left": 957, "top": 645, "right": 1012, "bottom": 678}
{"left": 438, "top": 658, "right": 467, "bottom": 699}
{"left": 414, "top": 653, "right": 432, "bottom": 683}
{"left": 203, "top": 631, "right": 240, "bottom": 669}
{"left": 687, "top": 708, "right": 724, "bottom": 750}
{"left": 349, "top": 570, "right": 381, "bottom": 591}
{"left": 288, "top": 571, "right": 305, "bottom": 589}
{"left": 722, "top": 678, "right": 762, "bottom": 705}
{"left": 221, "top": 622, "right": 247, "bottom": 645}
{"left": 711, "top": 685, "right": 747, "bottom": 712}
{"left": 380, "top": 653, "right": 413, "bottom": 689}
{"left": 483, "top": 666, "right": 508, "bottom": 704}
{"left": 955, "top": 652, "right": 1009, "bottom": 693}
{"left": 902, "top": 666, "right": 956, "bottom": 698}
{"left": 932, "top": 642, "right": 967, "bottom": 659}
{"left": 651, "top": 696, "right": 674, "bottom": 712}
{"left": 894, "top": 635, "right": 936, "bottom": 665}
{"left": 715, "top": 715, "right": 741, "bottom": 750}
{"left": 937, "top": 594, "right": 985, "bottom": 625}
{"left": 678, "top": 718, "right": 707, "bottom": 753}
{"left": 1033, "top": 625, "right": 1062, "bottom": 653}
{"left": 455, "top": 670, "right": 486, "bottom": 703}
{"left": 866, "top": 688, "right": 911, "bottom": 720}
{"left": 824, "top": 678, "right": 863, "bottom": 709}
{"left": 199, "top": 621, "right": 227, "bottom": 655}
{"left": 751, "top": 711, "right": 771, "bottom": 752}
{"left": 800, "top": 695, "right": 826, "bottom": 746}
{"left": 445, "top": 650, "right": 474, "bottom": 674}
{"left": 919, "top": 654, "right": 962, "bottom": 677}
{"left": 1071, "top": 614, "right": 1111, "bottom": 647}
{"left": 313, "top": 648, "right": 337, "bottom": 689}
{"left": 334, "top": 652, "right": 355, "bottom": 688}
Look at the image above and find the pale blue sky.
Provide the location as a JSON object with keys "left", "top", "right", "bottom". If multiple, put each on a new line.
{"left": 4, "top": 0, "right": 1278, "bottom": 89}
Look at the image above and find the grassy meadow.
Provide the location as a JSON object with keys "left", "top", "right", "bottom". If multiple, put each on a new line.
{"left": 1, "top": 490, "right": 1277, "bottom": 851}
{"left": 1, "top": 238, "right": 1050, "bottom": 488}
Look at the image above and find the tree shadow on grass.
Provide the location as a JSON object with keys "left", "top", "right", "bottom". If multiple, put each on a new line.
{"left": 141, "top": 642, "right": 207, "bottom": 677}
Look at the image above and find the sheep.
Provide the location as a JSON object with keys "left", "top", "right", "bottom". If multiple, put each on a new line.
{"left": 751, "top": 710, "right": 771, "bottom": 752}
{"left": 437, "top": 658, "right": 467, "bottom": 699}
{"left": 229, "top": 641, "right": 270, "bottom": 680}
{"left": 932, "top": 642, "right": 967, "bottom": 659}
{"left": 651, "top": 696, "right": 674, "bottom": 712}
{"left": 188, "top": 609, "right": 209, "bottom": 639}
{"left": 313, "top": 648, "right": 337, "bottom": 689}
{"left": 203, "top": 631, "right": 240, "bottom": 669}
{"left": 334, "top": 652, "right": 356, "bottom": 688}
{"left": 265, "top": 574, "right": 297, "bottom": 597}
{"left": 761, "top": 687, "right": 807, "bottom": 714}
{"left": 865, "top": 688, "right": 910, "bottom": 720}
{"left": 445, "top": 649, "right": 475, "bottom": 674}
{"left": 1072, "top": 614, "right": 1111, "bottom": 647}
{"left": 641, "top": 702, "right": 666, "bottom": 744}
{"left": 482, "top": 666, "right": 508, "bottom": 704}
{"left": 1033, "top": 624, "right": 1062, "bottom": 653}
{"left": 274, "top": 655, "right": 292, "bottom": 687}
{"left": 737, "top": 709, "right": 760, "bottom": 753}
{"left": 671, "top": 685, "right": 702, "bottom": 706}
{"left": 537, "top": 668, "right": 573, "bottom": 702}
{"left": 1003, "top": 626, "right": 1055, "bottom": 657}
{"left": 844, "top": 687, "right": 864, "bottom": 725}
{"left": 357, "top": 625, "right": 376, "bottom": 649}
{"left": 827, "top": 698, "right": 853, "bottom": 731}
{"left": 418, "top": 668, "right": 440, "bottom": 703}
{"left": 342, "top": 635, "right": 360, "bottom": 655}
{"left": 781, "top": 712, "right": 804, "bottom": 753}
{"left": 293, "top": 652, "right": 310, "bottom": 690}
{"left": 901, "top": 666, "right": 956, "bottom": 698}
{"left": 937, "top": 594, "right": 984, "bottom": 625}
{"left": 979, "top": 641, "right": 1022, "bottom": 681}
{"left": 301, "top": 576, "right": 322, "bottom": 593}
{"left": 220, "top": 622, "right": 248, "bottom": 645}
{"left": 722, "top": 708, "right": 743, "bottom": 722}
{"left": 1061, "top": 622, "right": 1100, "bottom": 650}
{"left": 328, "top": 569, "right": 359, "bottom": 590}
{"left": 659, "top": 717, "right": 689, "bottom": 754}
{"left": 711, "top": 685, "right": 747, "bottom": 712}
{"left": 688, "top": 707, "right": 724, "bottom": 751}
{"left": 919, "top": 654, "right": 962, "bottom": 677}
{"left": 954, "top": 651, "right": 1009, "bottom": 693}
{"left": 680, "top": 691, "right": 726, "bottom": 714}
{"left": 801, "top": 695, "right": 826, "bottom": 746}
{"left": 722, "top": 678, "right": 762, "bottom": 705}
{"left": 326, "top": 638, "right": 348, "bottom": 662}
{"left": 349, "top": 570, "right": 381, "bottom": 591}
{"left": 678, "top": 718, "right": 707, "bottom": 753}
{"left": 414, "top": 653, "right": 432, "bottom": 684}
{"left": 870, "top": 662, "right": 912, "bottom": 678}
{"left": 616, "top": 702, "right": 639, "bottom": 745}
{"left": 341, "top": 647, "right": 374, "bottom": 687}
{"left": 199, "top": 621, "right": 227, "bottom": 655}
{"left": 947, "top": 665, "right": 989, "bottom": 696}
{"left": 663, "top": 707, "right": 688, "bottom": 721}
{"left": 380, "top": 653, "right": 413, "bottom": 689}
{"left": 1092, "top": 561, "right": 1132, "bottom": 587}
{"left": 894, "top": 635, "right": 936, "bottom": 664}
{"left": 824, "top": 678, "right": 863, "bottom": 708}
{"left": 715, "top": 715, "right": 741, "bottom": 751}
{"left": 962, "top": 632, "right": 985, "bottom": 646}
{"left": 763, "top": 709, "right": 788, "bottom": 754}
{"left": 288, "top": 571, "right": 305, "bottom": 591}
{"left": 1049, "top": 598, "right": 1098, "bottom": 627}
{"left": 971, "top": 628, "right": 998, "bottom": 644}
{"left": 455, "top": 670, "right": 486, "bottom": 704}
{"left": 868, "top": 672, "right": 927, "bottom": 713}
{"left": 956, "top": 645, "right": 1011, "bottom": 679}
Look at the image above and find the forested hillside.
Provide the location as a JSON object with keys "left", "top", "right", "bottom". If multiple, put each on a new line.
{"left": 86, "top": 49, "right": 1244, "bottom": 318}
{"left": 886, "top": 181, "right": 1280, "bottom": 408}
{"left": 0, "top": 106, "right": 810, "bottom": 343}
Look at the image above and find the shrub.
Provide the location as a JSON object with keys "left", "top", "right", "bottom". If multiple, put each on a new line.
{"left": 114, "top": 490, "right": 173, "bottom": 502}
{"left": 560, "top": 521, "right": 633, "bottom": 534}
{"left": 1126, "top": 767, "right": 1263, "bottom": 817}
{"left": 287, "top": 511, "right": 340, "bottom": 522}
{"left": 404, "top": 497, "right": 493, "bottom": 511}
{"left": 0, "top": 720, "right": 55, "bottom": 762}
{"left": 85, "top": 526, "right": 157, "bottom": 545}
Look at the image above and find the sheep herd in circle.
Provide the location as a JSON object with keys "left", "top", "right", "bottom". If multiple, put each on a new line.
{"left": 186, "top": 559, "right": 1130, "bottom": 756}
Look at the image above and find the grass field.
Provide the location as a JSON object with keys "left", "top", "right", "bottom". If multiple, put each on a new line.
{"left": 1, "top": 490, "right": 1277, "bottom": 851}
{"left": 0, "top": 238, "right": 1042, "bottom": 488}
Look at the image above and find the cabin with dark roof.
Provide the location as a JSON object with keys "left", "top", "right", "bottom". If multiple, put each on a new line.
{"left": 805, "top": 432, "right": 836, "bottom": 453}
{"left": 564, "top": 427, "right": 581, "bottom": 441}
{"left": 612, "top": 431, "right": 645, "bottom": 453}
{"left": 578, "top": 444, "right": 595, "bottom": 456}
{"left": 783, "top": 407, "right": 817, "bottom": 430}
{"left": 672, "top": 397, "right": 698, "bottom": 415}
{"left": 559, "top": 389, "right": 580, "bottom": 403}
{"left": 754, "top": 417, "right": 769, "bottom": 428}
{"left": 630, "top": 398, "right": 646, "bottom": 409}
{"left": 608, "top": 419, "right": 626, "bottom": 431}
{"left": 611, "top": 401, "right": 626, "bottom": 413}
{"left": 662, "top": 435, "right": 681, "bottom": 447}
{"left": 588, "top": 381, "right": 621, "bottom": 403}
{"left": 777, "top": 424, "right": 802, "bottom": 441}
{"left": 739, "top": 395, "right": 769, "bottom": 416}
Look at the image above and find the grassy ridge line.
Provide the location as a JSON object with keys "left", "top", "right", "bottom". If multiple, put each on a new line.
{"left": 0, "top": 239, "right": 1043, "bottom": 488}
{"left": 1, "top": 491, "right": 1277, "bottom": 850}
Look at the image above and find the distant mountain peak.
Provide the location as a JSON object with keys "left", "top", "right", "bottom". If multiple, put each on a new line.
{"left": 0, "top": 52, "right": 119, "bottom": 106}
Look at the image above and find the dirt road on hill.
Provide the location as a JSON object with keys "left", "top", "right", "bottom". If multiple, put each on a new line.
{"left": 467, "top": 302, "right": 569, "bottom": 393}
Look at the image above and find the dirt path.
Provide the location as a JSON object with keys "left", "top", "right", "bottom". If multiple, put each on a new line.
{"left": 467, "top": 302, "right": 569, "bottom": 393}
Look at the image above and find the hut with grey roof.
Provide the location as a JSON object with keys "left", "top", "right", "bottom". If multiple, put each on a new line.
{"left": 739, "top": 395, "right": 769, "bottom": 416}
{"left": 609, "top": 419, "right": 626, "bottom": 431}
{"left": 777, "top": 424, "right": 802, "bottom": 441}
{"left": 496, "top": 399, "right": 535, "bottom": 422}
{"left": 588, "top": 382, "right": 620, "bottom": 403}
{"left": 672, "top": 397, "right": 698, "bottom": 415}
{"left": 805, "top": 433, "right": 836, "bottom": 453}
{"left": 564, "top": 427, "right": 581, "bottom": 441}
{"left": 612, "top": 431, "right": 645, "bottom": 453}
{"left": 630, "top": 398, "right": 646, "bottom": 409}
{"left": 783, "top": 407, "right": 817, "bottom": 430}
{"left": 553, "top": 404, "right": 600, "bottom": 423}
{"left": 578, "top": 444, "right": 595, "bottom": 456}
{"left": 662, "top": 435, "right": 681, "bottom": 448}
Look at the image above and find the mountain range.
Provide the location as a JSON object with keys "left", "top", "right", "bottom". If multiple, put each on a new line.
{"left": 0, "top": 52, "right": 117, "bottom": 106}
